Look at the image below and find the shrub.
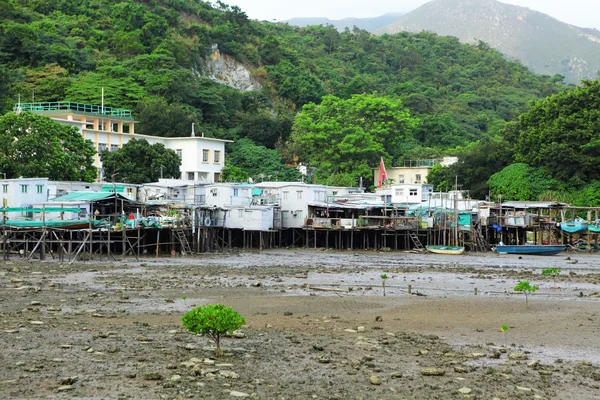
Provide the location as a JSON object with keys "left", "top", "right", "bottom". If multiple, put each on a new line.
{"left": 182, "top": 304, "right": 246, "bottom": 357}
{"left": 380, "top": 274, "right": 388, "bottom": 297}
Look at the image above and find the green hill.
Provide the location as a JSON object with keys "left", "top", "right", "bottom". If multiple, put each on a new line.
{"left": 378, "top": 0, "right": 600, "bottom": 84}
{"left": 0, "top": 0, "right": 570, "bottom": 186}
{"left": 285, "top": 13, "right": 403, "bottom": 32}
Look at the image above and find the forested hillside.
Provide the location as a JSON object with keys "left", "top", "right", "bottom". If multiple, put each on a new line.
{"left": 0, "top": 0, "right": 571, "bottom": 190}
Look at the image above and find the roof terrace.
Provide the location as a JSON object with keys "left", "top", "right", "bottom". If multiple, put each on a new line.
{"left": 14, "top": 101, "right": 132, "bottom": 119}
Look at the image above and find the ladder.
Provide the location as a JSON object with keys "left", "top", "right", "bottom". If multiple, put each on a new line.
{"left": 409, "top": 231, "right": 426, "bottom": 252}
{"left": 174, "top": 229, "right": 193, "bottom": 255}
{"left": 473, "top": 228, "right": 490, "bottom": 252}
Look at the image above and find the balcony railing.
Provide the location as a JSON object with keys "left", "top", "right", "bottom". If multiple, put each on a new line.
{"left": 14, "top": 102, "right": 132, "bottom": 118}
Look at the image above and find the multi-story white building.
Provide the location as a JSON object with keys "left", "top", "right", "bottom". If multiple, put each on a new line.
{"left": 15, "top": 102, "right": 230, "bottom": 182}
{"left": 373, "top": 157, "right": 458, "bottom": 187}
{"left": 47, "top": 181, "right": 139, "bottom": 202}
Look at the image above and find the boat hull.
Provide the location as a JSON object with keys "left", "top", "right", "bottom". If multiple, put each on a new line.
{"left": 560, "top": 219, "right": 588, "bottom": 234}
{"left": 496, "top": 245, "right": 565, "bottom": 256}
{"left": 426, "top": 245, "right": 465, "bottom": 255}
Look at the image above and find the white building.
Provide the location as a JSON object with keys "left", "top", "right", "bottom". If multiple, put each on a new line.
{"left": 373, "top": 157, "right": 458, "bottom": 186}
{"left": 0, "top": 178, "right": 49, "bottom": 208}
{"left": 16, "top": 102, "right": 230, "bottom": 182}
{"left": 204, "top": 183, "right": 253, "bottom": 208}
{"left": 140, "top": 179, "right": 210, "bottom": 204}
{"left": 389, "top": 183, "right": 434, "bottom": 204}
{"left": 47, "top": 181, "right": 139, "bottom": 202}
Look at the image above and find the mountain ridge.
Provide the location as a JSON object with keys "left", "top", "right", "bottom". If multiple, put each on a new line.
{"left": 377, "top": 0, "right": 600, "bottom": 83}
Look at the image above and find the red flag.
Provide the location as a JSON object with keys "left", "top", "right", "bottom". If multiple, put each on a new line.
{"left": 378, "top": 157, "right": 388, "bottom": 188}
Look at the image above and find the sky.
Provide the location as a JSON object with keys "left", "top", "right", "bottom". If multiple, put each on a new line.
{"left": 222, "top": 0, "right": 600, "bottom": 30}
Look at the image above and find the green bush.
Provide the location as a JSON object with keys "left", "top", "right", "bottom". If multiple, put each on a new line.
{"left": 182, "top": 304, "right": 246, "bottom": 357}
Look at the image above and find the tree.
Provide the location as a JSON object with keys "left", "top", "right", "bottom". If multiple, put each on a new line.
{"left": 447, "top": 139, "right": 513, "bottom": 199}
{"left": 0, "top": 112, "right": 96, "bottom": 181}
{"left": 487, "top": 163, "right": 563, "bottom": 201}
{"left": 514, "top": 281, "right": 538, "bottom": 310}
{"left": 290, "top": 94, "right": 419, "bottom": 186}
{"left": 182, "top": 304, "right": 246, "bottom": 357}
{"left": 506, "top": 80, "right": 600, "bottom": 185}
{"left": 541, "top": 267, "right": 561, "bottom": 290}
{"left": 100, "top": 138, "right": 180, "bottom": 184}
{"left": 227, "top": 138, "right": 301, "bottom": 182}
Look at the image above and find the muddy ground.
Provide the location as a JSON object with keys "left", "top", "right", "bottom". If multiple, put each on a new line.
{"left": 1, "top": 249, "right": 600, "bottom": 399}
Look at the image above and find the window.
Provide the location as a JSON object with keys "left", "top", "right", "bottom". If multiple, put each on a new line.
{"left": 296, "top": 191, "right": 303, "bottom": 199}
{"left": 238, "top": 209, "right": 244, "bottom": 218}
{"left": 187, "top": 172, "right": 194, "bottom": 180}
{"left": 283, "top": 191, "right": 289, "bottom": 200}
{"left": 296, "top": 210, "right": 303, "bottom": 218}
{"left": 282, "top": 211, "right": 289, "bottom": 219}
{"left": 98, "top": 143, "right": 108, "bottom": 152}
{"left": 127, "top": 188, "right": 133, "bottom": 195}
{"left": 110, "top": 144, "right": 119, "bottom": 152}
{"left": 214, "top": 172, "right": 220, "bottom": 182}
{"left": 395, "top": 189, "right": 404, "bottom": 196}
{"left": 36, "top": 185, "right": 43, "bottom": 194}
{"left": 21, "top": 185, "right": 28, "bottom": 193}
{"left": 2, "top": 184, "right": 7, "bottom": 193}
{"left": 415, "top": 174, "right": 422, "bottom": 183}
{"left": 176, "top": 149, "right": 182, "bottom": 159}
{"left": 213, "top": 150, "right": 221, "bottom": 163}
{"left": 409, "top": 189, "right": 418, "bottom": 196}
{"left": 233, "top": 188, "right": 239, "bottom": 197}
{"left": 202, "top": 149, "right": 210, "bottom": 162}
{"left": 398, "top": 174, "right": 405, "bottom": 184}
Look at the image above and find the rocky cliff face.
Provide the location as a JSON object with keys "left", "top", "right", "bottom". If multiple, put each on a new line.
{"left": 204, "top": 45, "right": 262, "bottom": 91}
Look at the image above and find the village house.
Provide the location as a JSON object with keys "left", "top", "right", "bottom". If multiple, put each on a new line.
{"left": 15, "top": 101, "right": 230, "bottom": 183}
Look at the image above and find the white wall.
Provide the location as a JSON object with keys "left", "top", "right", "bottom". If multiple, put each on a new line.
{"left": 391, "top": 184, "right": 434, "bottom": 204}
{"left": 0, "top": 178, "right": 49, "bottom": 208}
{"left": 205, "top": 184, "right": 252, "bottom": 207}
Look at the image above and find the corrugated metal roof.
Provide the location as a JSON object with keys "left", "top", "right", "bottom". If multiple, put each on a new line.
{"left": 51, "top": 192, "right": 117, "bottom": 201}
{"left": 501, "top": 201, "right": 568, "bottom": 209}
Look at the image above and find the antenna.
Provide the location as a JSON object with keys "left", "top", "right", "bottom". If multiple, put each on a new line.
{"left": 16, "top": 94, "right": 22, "bottom": 114}
{"left": 101, "top": 87, "right": 104, "bottom": 114}
{"left": 191, "top": 123, "right": 195, "bottom": 137}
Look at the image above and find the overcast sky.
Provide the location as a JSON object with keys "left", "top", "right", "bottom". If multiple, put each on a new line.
{"left": 222, "top": 0, "right": 600, "bottom": 30}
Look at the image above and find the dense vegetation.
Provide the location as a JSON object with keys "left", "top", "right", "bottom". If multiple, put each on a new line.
{"left": 2, "top": 0, "right": 590, "bottom": 198}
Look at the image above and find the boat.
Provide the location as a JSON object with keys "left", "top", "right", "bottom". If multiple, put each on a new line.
{"left": 496, "top": 244, "right": 566, "bottom": 256}
{"left": 560, "top": 218, "right": 588, "bottom": 234}
{"left": 589, "top": 220, "right": 600, "bottom": 233}
{"left": 426, "top": 245, "right": 465, "bottom": 255}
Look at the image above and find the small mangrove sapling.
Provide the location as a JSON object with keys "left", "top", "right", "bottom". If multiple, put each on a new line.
{"left": 541, "top": 267, "right": 561, "bottom": 289}
{"left": 182, "top": 304, "right": 246, "bottom": 357}
{"left": 500, "top": 324, "right": 509, "bottom": 347}
{"left": 380, "top": 274, "right": 388, "bottom": 296}
{"left": 514, "top": 281, "right": 538, "bottom": 309}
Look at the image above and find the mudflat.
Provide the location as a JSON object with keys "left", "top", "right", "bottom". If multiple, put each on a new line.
{"left": 1, "top": 249, "right": 599, "bottom": 399}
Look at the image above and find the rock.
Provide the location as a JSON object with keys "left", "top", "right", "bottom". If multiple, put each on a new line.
{"left": 312, "top": 343, "right": 324, "bottom": 351}
{"left": 516, "top": 386, "right": 533, "bottom": 392}
{"left": 220, "top": 370, "right": 239, "bottom": 379}
{"left": 528, "top": 360, "right": 540, "bottom": 368}
{"left": 29, "top": 321, "right": 44, "bottom": 325}
{"left": 370, "top": 375, "right": 382, "bottom": 385}
{"left": 509, "top": 352, "right": 528, "bottom": 360}
{"left": 185, "top": 343, "right": 198, "bottom": 350}
{"left": 57, "top": 385, "right": 73, "bottom": 392}
{"left": 454, "top": 366, "right": 468, "bottom": 373}
{"left": 458, "top": 387, "right": 472, "bottom": 394}
{"left": 357, "top": 326, "right": 365, "bottom": 333}
{"left": 421, "top": 368, "right": 445, "bottom": 376}
{"left": 170, "top": 375, "right": 182, "bottom": 381}
{"left": 251, "top": 281, "right": 262, "bottom": 287}
{"left": 60, "top": 376, "right": 78, "bottom": 385}
{"left": 136, "top": 336, "right": 153, "bottom": 342}
{"left": 181, "top": 361, "right": 196, "bottom": 368}
{"left": 418, "top": 350, "right": 430, "bottom": 356}
{"left": 143, "top": 372, "right": 163, "bottom": 381}
{"left": 390, "top": 371, "right": 402, "bottom": 378}
{"left": 375, "top": 316, "right": 383, "bottom": 322}
{"left": 233, "top": 330, "right": 246, "bottom": 339}
{"left": 317, "top": 355, "right": 331, "bottom": 364}
{"left": 229, "top": 390, "right": 250, "bottom": 397}
{"left": 283, "top": 311, "right": 293, "bottom": 316}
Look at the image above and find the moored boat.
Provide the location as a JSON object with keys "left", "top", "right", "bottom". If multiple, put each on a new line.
{"left": 560, "top": 218, "right": 588, "bottom": 233}
{"left": 496, "top": 244, "right": 566, "bottom": 256}
{"left": 426, "top": 245, "right": 465, "bottom": 255}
